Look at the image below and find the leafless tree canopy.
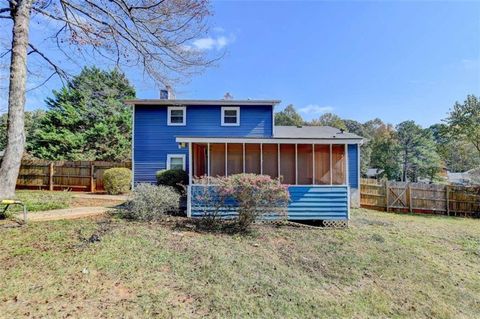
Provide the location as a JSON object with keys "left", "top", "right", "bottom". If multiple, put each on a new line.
{"left": 0, "top": 0, "right": 217, "bottom": 198}
{"left": 1, "top": 0, "right": 216, "bottom": 86}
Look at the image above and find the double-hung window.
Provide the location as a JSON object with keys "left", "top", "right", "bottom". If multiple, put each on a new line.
{"left": 167, "top": 154, "right": 186, "bottom": 170}
{"left": 168, "top": 106, "right": 186, "bottom": 126}
{"left": 221, "top": 107, "right": 240, "bottom": 126}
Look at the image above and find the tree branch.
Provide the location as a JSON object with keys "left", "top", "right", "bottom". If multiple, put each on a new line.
{"left": 27, "top": 43, "right": 69, "bottom": 81}
{"left": 28, "top": 0, "right": 217, "bottom": 85}
{"left": 26, "top": 72, "right": 56, "bottom": 92}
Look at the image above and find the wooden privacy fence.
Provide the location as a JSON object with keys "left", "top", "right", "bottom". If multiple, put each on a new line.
{"left": 361, "top": 178, "right": 480, "bottom": 217}
{"left": 15, "top": 160, "right": 131, "bottom": 192}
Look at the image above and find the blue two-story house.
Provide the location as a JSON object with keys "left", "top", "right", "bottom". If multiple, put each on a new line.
{"left": 126, "top": 94, "right": 362, "bottom": 222}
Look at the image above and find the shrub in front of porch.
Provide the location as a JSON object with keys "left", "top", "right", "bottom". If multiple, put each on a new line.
{"left": 195, "top": 174, "right": 290, "bottom": 231}
{"left": 123, "top": 183, "right": 180, "bottom": 221}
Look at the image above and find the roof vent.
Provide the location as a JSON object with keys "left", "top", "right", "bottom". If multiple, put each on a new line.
{"left": 339, "top": 128, "right": 345, "bottom": 134}
{"left": 223, "top": 92, "right": 233, "bottom": 100}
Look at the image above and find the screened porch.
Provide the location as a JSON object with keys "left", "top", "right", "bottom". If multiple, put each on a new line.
{"left": 189, "top": 142, "right": 349, "bottom": 186}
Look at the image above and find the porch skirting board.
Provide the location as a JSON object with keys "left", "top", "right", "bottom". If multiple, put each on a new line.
{"left": 189, "top": 185, "right": 350, "bottom": 221}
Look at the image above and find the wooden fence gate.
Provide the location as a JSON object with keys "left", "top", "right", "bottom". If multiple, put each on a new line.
{"left": 386, "top": 182, "right": 409, "bottom": 211}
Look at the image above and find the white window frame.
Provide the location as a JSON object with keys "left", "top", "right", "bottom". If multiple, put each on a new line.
{"left": 167, "top": 154, "right": 186, "bottom": 170}
{"left": 221, "top": 106, "right": 240, "bottom": 126}
{"left": 167, "top": 106, "right": 186, "bottom": 126}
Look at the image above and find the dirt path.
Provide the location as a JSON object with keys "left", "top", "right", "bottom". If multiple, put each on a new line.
{"left": 13, "top": 194, "right": 127, "bottom": 222}
{"left": 73, "top": 193, "right": 129, "bottom": 201}
{"left": 15, "top": 207, "right": 113, "bottom": 222}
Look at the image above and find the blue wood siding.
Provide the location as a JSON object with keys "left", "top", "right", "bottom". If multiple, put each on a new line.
{"left": 287, "top": 186, "right": 349, "bottom": 220}
{"left": 348, "top": 144, "right": 359, "bottom": 189}
{"left": 134, "top": 104, "right": 273, "bottom": 184}
{"left": 190, "top": 185, "right": 349, "bottom": 221}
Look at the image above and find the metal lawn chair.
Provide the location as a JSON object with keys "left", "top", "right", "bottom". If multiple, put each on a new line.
{"left": 1, "top": 199, "right": 28, "bottom": 224}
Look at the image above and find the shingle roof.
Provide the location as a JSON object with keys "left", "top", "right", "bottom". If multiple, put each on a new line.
{"left": 274, "top": 126, "right": 363, "bottom": 140}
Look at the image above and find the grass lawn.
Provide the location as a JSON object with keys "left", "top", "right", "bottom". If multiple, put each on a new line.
{"left": 1, "top": 209, "right": 479, "bottom": 318}
{"left": 2, "top": 190, "right": 73, "bottom": 214}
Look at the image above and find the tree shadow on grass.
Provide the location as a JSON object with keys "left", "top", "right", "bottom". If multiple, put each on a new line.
{"left": 172, "top": 217, "right": 258, "bottom": 236}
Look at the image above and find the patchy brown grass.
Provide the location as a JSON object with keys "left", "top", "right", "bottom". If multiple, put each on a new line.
{"left": 69, "top": 197, "right": 125, "bottom": 208}
{"left": 0, "top": 209, "right": 479, "bottom": 318}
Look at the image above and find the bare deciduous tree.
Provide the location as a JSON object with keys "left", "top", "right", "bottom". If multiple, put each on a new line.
{"left": 0, "top": 0, "right": 216, "bottom": 198}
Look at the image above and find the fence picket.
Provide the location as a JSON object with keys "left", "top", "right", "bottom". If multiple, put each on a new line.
{"left": 360, "top": 178, "right": 479, "bottom": 218}
{"left": 14, "top": 159, "right": 131, "bottom": 192}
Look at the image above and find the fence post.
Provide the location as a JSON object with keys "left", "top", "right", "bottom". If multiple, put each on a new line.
{"left": 49, "top": 162, "right": 54, "bottom": 191}
{"left": 408, "top": 183, "right": 412, "bottom": 213}
{"left": 90, "top": 163, "right": 95, "bottom": 193}
{"left": 385, "top": 181, "right": 389, "bottom": 212}
{"left": 446, "top": 185, "right": 450, "bottom": 216}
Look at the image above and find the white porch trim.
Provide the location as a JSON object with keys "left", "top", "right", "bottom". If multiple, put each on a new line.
{"left": 131, "top": 104, "right": 135, "bottom": 189}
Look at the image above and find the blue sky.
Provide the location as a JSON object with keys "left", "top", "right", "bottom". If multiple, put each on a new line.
{"left": 17, "top": 1, "right": 480, "bottom": 127}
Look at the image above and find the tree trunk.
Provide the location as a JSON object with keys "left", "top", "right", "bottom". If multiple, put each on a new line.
{"left": 0, "top": 0, "right": 33, "bottom": 199}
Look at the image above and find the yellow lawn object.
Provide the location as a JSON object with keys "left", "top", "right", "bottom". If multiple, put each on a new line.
{"left": 1, "top": 199, "right": 28, "bottom": 223}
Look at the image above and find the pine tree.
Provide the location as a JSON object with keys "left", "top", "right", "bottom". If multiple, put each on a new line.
{"left": 28, "top": 67, "right": 135, "bottom": 161}
{"left": 396, "top": 121, "right": 442, "bottom": 182}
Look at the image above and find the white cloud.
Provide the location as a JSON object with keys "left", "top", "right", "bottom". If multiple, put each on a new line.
{"left": 212, "top": 27, "right": 225, "bottom": 33}
{"left": 192, "top": 35, "right": 233, "bottom": 51}
{"left": 461, "top": 58, "right": 479, "bottom": 70}
{"left": 299, "top": 105, "right": 334, "bottom": 115}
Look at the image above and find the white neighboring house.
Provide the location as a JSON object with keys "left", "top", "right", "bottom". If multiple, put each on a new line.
{"left": 447, "top": 168, "right": 480, "bottom": 186}
{"left": 0, "top": 149, "right": 4, "bottom": 159}
{"left": 365, "top": 168, "right": 384, "bottom": 179}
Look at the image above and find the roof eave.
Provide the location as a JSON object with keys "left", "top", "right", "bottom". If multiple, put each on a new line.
{"left": 125, "top": 99, "right": 281, "bottom": 106}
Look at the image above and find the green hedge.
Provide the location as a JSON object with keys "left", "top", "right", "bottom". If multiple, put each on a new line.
{"left": 103, "top": 168, "right": 132, "bottom": 195}
{"left": 156, "top": 169, "right": 188, "bottom": 193}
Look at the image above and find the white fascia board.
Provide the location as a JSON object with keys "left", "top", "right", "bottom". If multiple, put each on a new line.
{"left": 176, "top": 137, "right": 363, "bottom": 145}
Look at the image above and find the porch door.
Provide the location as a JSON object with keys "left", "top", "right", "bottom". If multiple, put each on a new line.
{"left": 193, "top": 144, "right": 208, "bottom": 178}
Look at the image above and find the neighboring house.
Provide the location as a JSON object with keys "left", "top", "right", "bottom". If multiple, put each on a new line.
{"left": 126, "top": 95, "right": 363, "bottom": 222}
{"left": 0, "top": 149, "right": 4, "bottom": 158}
{"left": 365, "top": 168, "right": 384, "bottom": 179}
{"left": 447, "top": 168, "right": 480, "bottom": 186}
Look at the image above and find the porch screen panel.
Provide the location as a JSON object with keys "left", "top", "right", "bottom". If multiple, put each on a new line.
{"left": 227, "top": 143, "right": 243, "bottom": 175}
{"left": 332, "top": 144, "right": 346, "bottom": 184}
{"left": 210, "top": 143, "right": 225, "bottom": 177}
{"left": 262, "top": 144, "right": 278, "bottom": 179}
{"left": 314, "top": 145, "right": 330, "bottom": 184}
{"left": 297, "top": 144, "right": 313, "bottom": 185}
{"left": 280, "top": 144, "right": 295, "bottom": 185}
{"left": 245, "top": 144, "right": 261, "bottom": 174}
{"left": 193, "top": 143, "right": 207, "bottom": 178}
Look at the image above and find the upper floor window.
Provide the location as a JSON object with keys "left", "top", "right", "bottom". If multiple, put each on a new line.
{"left": 168, "top": 106, "right": 186, "bottom": 126}
{"left": 221, "top": 106, "right": 240, "bottom": 126}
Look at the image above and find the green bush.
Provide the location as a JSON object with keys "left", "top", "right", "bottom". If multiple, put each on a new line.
{"left": 123, "top": 183, "right": 180, "bottom": 221}
{"left": 103, "top": 168, "right": 132, "bottom": 195}
{"left": 156, "top": 169, "right": 188, "bottom": 193}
